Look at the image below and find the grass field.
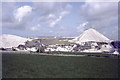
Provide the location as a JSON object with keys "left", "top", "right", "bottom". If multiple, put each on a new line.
{"left": 2, "top": 53, "right": 119, "bottom": 78}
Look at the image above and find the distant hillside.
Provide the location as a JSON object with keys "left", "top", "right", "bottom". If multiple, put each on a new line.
{"left": 25, "top": 37, "right": 74, "bottom": 47}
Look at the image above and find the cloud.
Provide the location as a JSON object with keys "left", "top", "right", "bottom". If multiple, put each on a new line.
{"left": 81, "top": 2, "right": 117, "bottom": 21}
{"left": 30, "top": 27, "right": 38, "bottom": 31}
{"left": 49, "top": 10, "right": 70, "bottom": 27}
{"left": 49, "top": 16, "right": 62, "bottom": 27}
{"left": 33, "top": 3, "right": 72, "bottom": 28}
{"left": 48, "top": 14, "right": 56, "bottom": 19}
{"left": 2, "top": 2, "right": 72, "bottom": 30}
{"left": 2, "top": 3, "right": 33, "bottom": 29}
{"left": 30, "top": 24, "right": 41, "bottom": 31}
{"left": 14, "top": 6, "right": 32, "bottom": 22}
{"left": 80, "top": 2, "right": 118, "bottom": 40}
{"left": 48, "top": 10, "right": 70, "bottom": 28}
{"left": 77, "top": 22, "right": 88, "bottom": 33}
{"left": 84, "top": 0, "right": 119, "bottom": 2}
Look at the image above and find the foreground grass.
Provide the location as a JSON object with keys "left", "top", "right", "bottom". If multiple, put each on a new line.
{"left": 2, "top": 53, "right": 119, "bottom": 78}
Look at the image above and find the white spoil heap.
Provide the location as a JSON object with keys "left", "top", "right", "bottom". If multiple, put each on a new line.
{"left": 73, "top": 28, "right": 109, "bottom": 43}
{"left": 0, "top": 34, "right": 31, "bottom": 48}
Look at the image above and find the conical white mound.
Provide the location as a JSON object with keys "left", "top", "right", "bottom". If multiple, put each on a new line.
{"left": 74, "top": 28, "right": 109, "bottom": 43}
{"left": 0, "top": 34, "right": 30, "bottom": 48}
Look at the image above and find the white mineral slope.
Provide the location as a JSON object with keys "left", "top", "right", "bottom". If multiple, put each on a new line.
{"left": 0, "top": 34, "right": 31, "bottom": 48}
{"left": 72, "top": 28, "right": 110, "bottom": 43}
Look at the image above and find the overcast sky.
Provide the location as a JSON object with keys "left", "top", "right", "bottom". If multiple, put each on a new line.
{"left": 2, "top": 2, "right": 118, "bottom": 40}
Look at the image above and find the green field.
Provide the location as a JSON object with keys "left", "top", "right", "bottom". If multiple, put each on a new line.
{"left": 2, "top": 53, "right": 119, "bottom": 78}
